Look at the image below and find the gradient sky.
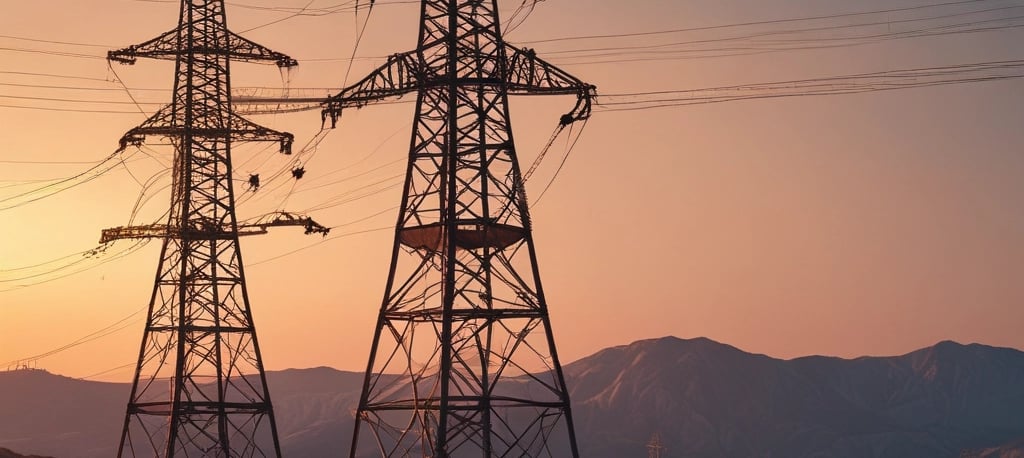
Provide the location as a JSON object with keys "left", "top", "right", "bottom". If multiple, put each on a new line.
{"left": 1, "top": 0, "right": 1022, "bottom": 382}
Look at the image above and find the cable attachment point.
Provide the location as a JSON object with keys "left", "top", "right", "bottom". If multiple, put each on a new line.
{"left": 107, "top": 49, "right": 137, "bottom": 65}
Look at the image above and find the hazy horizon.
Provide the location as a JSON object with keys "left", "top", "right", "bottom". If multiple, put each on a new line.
{"left": 5, "top": 334, "right": 1021, "bottom": 383}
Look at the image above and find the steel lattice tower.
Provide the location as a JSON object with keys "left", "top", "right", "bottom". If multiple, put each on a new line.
{"left": 105, "top": 1, "right": 297, "bottom": 456}
{"left": 647, "top": 433, "right": 667, "bottom": 458}
{"left": 323, "top": 1, "right": 595, "bottom": 456}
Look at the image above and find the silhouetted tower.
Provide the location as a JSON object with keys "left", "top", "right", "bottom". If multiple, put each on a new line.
{"left": 647, "top": 433, "right": 667, "bottom": 458}
{"left": 323, "top": 1, "right": 595, "bottom": 456}
{"left": 105, "top": 1, "right": 297, "bottom": 456}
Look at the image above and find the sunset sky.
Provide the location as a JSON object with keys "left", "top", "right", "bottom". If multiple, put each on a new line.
{"left": 1, "top": 0, "right": 1022, "bottom": 382}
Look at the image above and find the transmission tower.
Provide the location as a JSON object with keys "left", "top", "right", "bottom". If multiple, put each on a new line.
{"left": 647, "top": 433, "right": 667, "bottom": 458}
{"left": 104, "top": 1, "right": 300, "bottom": 456}
{"left": 323, "top": 1, "right": 595, "bottom": 456}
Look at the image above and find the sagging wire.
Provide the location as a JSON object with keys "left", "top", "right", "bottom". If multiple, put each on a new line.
{"left": 0, "top": 153, "right": 167, "bottom": 290}
{"left": 529, "top": 118, "right": 588, "bottom": 207}
{"left": 300, "top": 175, "right": 404, "bottom": 213}
{"left": 264, "top": 120, "right": 411, "bottom": 221}
{"left": 235, "top": 141, "right": 286, "bottom": 176}
{"left": 293, "top": 156, "right": 405, "bottom": 195}
{"left": 342, "top": 0, "right": 378, "bottom": 89}
{"left": 255, "top": 120, "right": 408, "bottom": 209}
{"left": 0, "top": 305, "right": 147, "bottom": 369}
{"left": 80, "top": 362, "right": 138, "bottom": 381}
{"left": 107, "top": 62, "right": 150, "bottom": 118}
{"left": 235, "top": 125, "right": 334, "bottom": 209}
{"left": 125, "top": 170, "right": 173, "bottom": 227}
{"left": 247, "top": 225, "right": 394, "bottom": 268}
{"left": 0, "top": 148, "right": 138, "bottom": 211}
{"left": 0, "top": 241, "right": 122, "bottom": 284}
{"left": 118, "top": 149, "right": 147, "bottom": 188}
{"left": 518, "top": 0, "right": 992, "bottom": 45}
{"left": 503, "top": 0, "right": 542, "bottom": 36}
{"left": 238, "top": 0, "right": 317, "bottom": 34}
{"left": 334, "top": 122, "right": 410, "bottom": 171}
{"left": 0, "top": 239, "right": 151, "bottom": 293}
{"left": 0, "top": 150, "right": 158, "bottom": 195}
{"left": 521, "top": 120, "right": 568, "bottom": 183}
{"left": 271, "top": 128, "right": 335, "bottom": 210}
{"left": 594, "top": 59, "right": 1024, "bottom": 113}
{"left": 552, "top": 15, "right": 1024, "bottom": 66}
{"left": 0, "top": 246, "right": 109, "bottom": 273}
{"left": 236, "top": 120, "right": 407, "bottom": 216}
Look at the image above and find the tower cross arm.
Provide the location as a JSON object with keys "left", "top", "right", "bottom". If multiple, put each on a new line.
{"left": 227, "top": 31, "right": 299, "bottom": 67}
{"left": 321, "top": 50, "right": 421, "bottom": 127}
{"left": 99, "top": 212, "right": 329, "bottom": 244}
{"left": 505, "top": 45, "right": 597, "bottom": 124}
{"left": 115, "top": 110, "right": 294, "bottom": 154}
{"left": 107, "top": 28, "right": 298, "bottom": 68}
{"left": 244, "top": 211, "right": 331, "bottom": 236}
{"left": 229, "top": 113, "right": 295, "bottom": 154}
{"left": 107, "top": 28, "right": 180, "bottom": 65}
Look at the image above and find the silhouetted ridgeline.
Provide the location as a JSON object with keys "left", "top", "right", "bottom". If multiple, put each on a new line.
{"left": 2, "top": 337, "right": 1024, "bottom": 457}
{"left": 565, "top": 337, "right": 1024, "bottom": 457}
{"left": 0, "top": 447, "right": 53, "bottom": 458}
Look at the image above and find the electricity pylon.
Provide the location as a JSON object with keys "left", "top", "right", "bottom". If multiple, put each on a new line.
{"left": 105, "top": 1, "right": 300, "bottom": 456}
{"left": 647, "top": 433, "right": 667, "bottom": 458}
{"left": 322, "top": 1, "right": 595, "bottom": 456}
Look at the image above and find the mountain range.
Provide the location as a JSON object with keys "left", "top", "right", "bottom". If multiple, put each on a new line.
{"left": 2, "top": 336, "right": 1023, "bottom": 457}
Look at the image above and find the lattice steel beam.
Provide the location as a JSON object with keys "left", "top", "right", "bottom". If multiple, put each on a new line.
{"left": 322, "top": 1, "right": 595, "bottom": 456}
{"left": 107, "top": 1, "right": 297, "bottom": 456}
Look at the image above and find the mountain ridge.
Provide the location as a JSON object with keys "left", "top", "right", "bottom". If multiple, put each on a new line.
{"left": 3, "top": 337, "right": 1023, "bottom": 457}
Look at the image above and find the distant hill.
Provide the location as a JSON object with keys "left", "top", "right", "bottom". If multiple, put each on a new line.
{"left": 2, "top": 337, "right": 1024, "bottom": 457}
{"left": 960, "top": 436, "right": 1024, "bottom": 458}
{"left": 0, "top": 447, "right": 53, "bottom": 458}
{"left": 0, "top": 367, "right": 365, "bottom": 458}
{"left": 0, "top": 369, "right": 123, "bottom": 458}
{"left": 566, "top": 337, "right": 1024, "bottom": 457}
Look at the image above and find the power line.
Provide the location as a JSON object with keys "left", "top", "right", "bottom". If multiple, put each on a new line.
{"left": 79, "top": 363, "right": 136, "bottom": 381}
{"left": 0, "top": 306, "right": 146, "bottom": 368}
{"left": 542, "top": 7, "right": 1024, "bottom": 66}
{"left": 0, "top": 148, "right": 137, "bottom": 210}
{"left": 0, "top": 46, "right": 103, "bottom": 60}
{"left": 247, "top": 225, "right": 394, "bottom": 267}
{"left": 0, "top": 240, "right": 151, "bottom": 293}
{"left": 238, "top": 0, "right": 318, "bottom": 33}
{"left": 517, "top": 0, "right": 992, "bottom": 44}
{"left": 0, "top": 33, "right": 112, "bottom": 48}
{"left": 544, "top": 7, "right": 1024, "bottom": 57}
{"left": 0, "top": 159, "right": 104, "bottom": 165}
{"left": 530, "top": 118, "right": 589, "bottom": 207}
{"left": 595, "top": 58, "right": 1024, "bottom": 112}
{"left": 0, "top": 103, "right": 139, "bottom": 114}
{"left": 0, "top": 93, "right": 162, "bottom": 106}
{"left": 0, "top": 71, "right": 112, "bottom": 82}
{"left": 0, "top": 0, "right": 1006, "bottom": 67}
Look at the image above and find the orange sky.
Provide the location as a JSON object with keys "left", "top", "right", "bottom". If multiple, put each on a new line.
{"left": 1, "top": 0, "right": 1022, "bottom": 382}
